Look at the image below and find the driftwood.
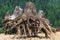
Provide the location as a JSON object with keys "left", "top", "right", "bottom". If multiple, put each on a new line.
{"left": 0, "top": 2, "right": 56, "bottom": 39}
{"left": 1, "top": 6, "right": 23, "bottom": 34}
{"left": 37, "top": 10, "right": 56, "bottom": 37}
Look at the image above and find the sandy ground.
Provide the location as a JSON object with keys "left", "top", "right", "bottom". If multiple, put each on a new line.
{"left": 0, "top": 32, "right": 60, "bottom": 40}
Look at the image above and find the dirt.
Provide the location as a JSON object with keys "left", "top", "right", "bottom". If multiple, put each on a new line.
{"left": 0, "top": 32, "right": 60, "bottom": 40}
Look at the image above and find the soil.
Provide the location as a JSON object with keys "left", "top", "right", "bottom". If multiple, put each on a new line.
{"left": 0, "top": 32, "right": 60, "bottom": 40}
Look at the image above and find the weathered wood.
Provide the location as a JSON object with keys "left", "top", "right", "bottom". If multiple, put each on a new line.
{"left": 1, "top": 2, "right": 56, "bottom": 39}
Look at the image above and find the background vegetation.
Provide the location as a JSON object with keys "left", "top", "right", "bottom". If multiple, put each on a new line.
{"left": 0, "top": 0, "right": 60, "bottom": 28}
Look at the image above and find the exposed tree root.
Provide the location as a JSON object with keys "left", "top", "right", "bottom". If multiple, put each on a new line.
{"left": 0, "top": 2, "right": 57, "bottom": 39}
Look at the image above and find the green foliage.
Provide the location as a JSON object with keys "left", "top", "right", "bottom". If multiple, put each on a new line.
{"left": 0, "top": 0, "right": 60, "bottom": 28}
{"left": 0, "top": 29, "right": 6, "bottom": 34}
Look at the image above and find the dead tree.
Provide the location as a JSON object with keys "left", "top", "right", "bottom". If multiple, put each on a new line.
{"left": 2, "top": 11, "right": 10, "bottom": 23}
{"left": 1, "top": 2, "right": 57, "bottom": 39}
{"left": 9, "top": 6, "right": 23, "bottom": 21}
{"left": 1, "top": 6, "right": 23, "bottom": 34}
{"left": 21, "top": 2, "right": 40, "bottom": 37}
{"left": 38, "top": 10, "right": 44, "bottom": 18}
{"left": 8, "top": 6, "right": 23, "bottom": 34}
{"left": 37, "top": 10, "right": 56, "bottom": 38}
